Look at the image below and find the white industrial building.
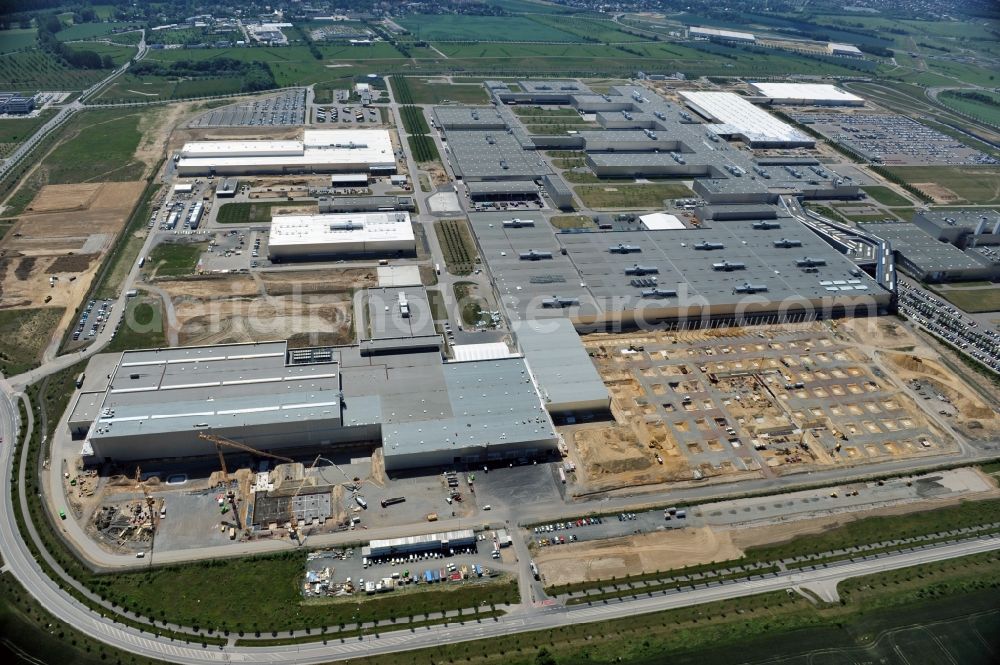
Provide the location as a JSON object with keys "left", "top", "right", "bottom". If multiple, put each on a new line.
{"left": 175, "top": 129, "right": 396, "bottom": 176}
{"left": 689, "top": 26, "right": 755, "bottom": 43}
{"left": 639, "top": 212, "right": 685, "bottom": 231}
{"left": 827, "top": 42, "right": 863, "bottom": 57}
{"left": 268, "top": 212, "right": 415, "bottom": 261}
{"left": 749, "top": 82, "right": 865, "bottom": 106}
{"left": 679, "top": 91, "right": 815, "bottom": 148}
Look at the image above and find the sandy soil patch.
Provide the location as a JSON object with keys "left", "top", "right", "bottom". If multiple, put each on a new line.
{"left": 914, "top": 182, "right": 961, "bottom": 204}
{"left": 22, "top": 183, "right": 103, "bottom": 213}
{"left": 262, "top": 268, "right": 377, "bottom": 295}
{"left": 536, "top": 527, "right": 742, "bottom": 586}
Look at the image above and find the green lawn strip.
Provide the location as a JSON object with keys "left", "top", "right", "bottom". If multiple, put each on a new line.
{"left": 549, "top": 214, "right": 596, "bottom": 229}
{"left": 574, "top": 183, "right": 694, "bottom": 208}
{"left": 234, "top": 610, "right": 506, "bottom": 646}
{"left": 927, "top": 284, "right": 1000, "bottom": 313}
{"left": 147, "top": 240, "right": 207, "bottom": 278}
{"left": 454, "top": 281, "right": 484, "bottom": 326}
{"left": 862, "top": 185, "right": 913, "bottom": 207}
{"left": 426, "top": 288, "right": 448, "bottom": 320}
{"left": 340, "top": 551, "right": 1000, "bottom": 665}
{"left": 399, "top": 105, "right": 430, "bottom": 134}
{"left": 106, "top": 297, "right": 166, "bottom": 352}
{"left": 407, "top": 134, "right": 441, "bottom": 164}
{"left": 883, "top": 165, "right": 1000, "bottom": 205}
{"left": 44, "top": 108, "right": 146, "bottom": 184}
{"left": 216, "top": 200, "right": 314, "bottom": 224}
{"left": 434, "top": 218, "right": 477, "bottom": 275}
{"left": 0, "top": 109, "right": 57, "bottom": 157}
{"left": 564, "top": 565, "right": 782, "bottom": 605}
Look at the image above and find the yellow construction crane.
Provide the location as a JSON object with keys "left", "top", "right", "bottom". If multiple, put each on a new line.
{"left": 288, "top": 454, "right": 323, "bottom": 544}
{"left": 197, "top": 432, "right": 295, "bottom": 486}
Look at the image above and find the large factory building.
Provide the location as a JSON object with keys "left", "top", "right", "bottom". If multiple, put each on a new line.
{"left": 175, "top": 129, "right": 396, "bottom": 176}
{"left": 268, "top": 212, "right": 416, "bottom": 261}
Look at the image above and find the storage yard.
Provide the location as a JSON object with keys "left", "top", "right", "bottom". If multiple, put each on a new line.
{"left": 565, "top": 320, "right": 962, "bottom": 494}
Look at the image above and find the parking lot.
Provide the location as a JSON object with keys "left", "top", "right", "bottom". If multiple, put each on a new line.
{"left": 314, "top": 104, "right": 380, "bottom": 125}
{"left": 898, "top": 279, "right": 1000, "bottom": 371}
{"left": 72, "top": 298, "right": 115, "bottom": 343}
{"left": 187, "top": 89, "right": 307, "bottom": 128}
{"left": 792, "top": 112, "right": 997, "bottom": 165}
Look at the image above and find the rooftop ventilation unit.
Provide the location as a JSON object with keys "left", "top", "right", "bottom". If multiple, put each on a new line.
{"left": 706, "top": 132, "right": 720, "bottom": 142}
{"left": 733, "top": 282, "right": 768, "bottom": 294}
{"left": 753, "top": 166, "right": 771, "bottom": 179}
{"left": 641, "top": 288, "right": 677, "bottom": 298}
{"left": 609, "top": 243, "right": 641, "bottom": 254}
{"left": 774, "top": 238, "right": 802, "bottom": 248}
{"left": 500, "top": 160, "right": 509, "bottom": 170}
{"left": 630, "top": 278, "right": 658, "bottom": 287}
{"left": 486, "top": 135, "right": 496, "bottom": 144}
{"left": 519, "top": 249, "right": 553, "bottom": 261}
{"left": 694, "top": 241, "right": 725, "bottom": 250}
{"left": 752, "top": 220, "right": 780, "bottom": 230}
{"left": 625, "top": 264, "right": 659, "bottom": 276}
{"left": 398, "top": 292, "right": 410, "bottom": 318}
{"left": 502, "top": 218, "right": 534, "bottom": 228}
{"left": 725, "top": 165, "right": 744, "bottom": 177}
{"left": 671, "top": 152, "right": 686, "bottom": 164}
{"left": 542, "top": 296, "right": 579, "bottom": 308}
{"left": 680, "top": 111, "right": 692, "bottom": 121}
{"left": 713, "top": 260, "right": 746, "bottom": 272}
{"left": 796, "top": 257, "right": 827, "bottom": 268}
{"left": 654, "top": 111, "right": 666, "bottom": 120}
{"left": 644, "top": 128, "right": 658, "bottom": 140}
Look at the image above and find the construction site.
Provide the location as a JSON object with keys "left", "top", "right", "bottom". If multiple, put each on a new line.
{"left": 564, "top": 320, "right": 963, "bottom": 496}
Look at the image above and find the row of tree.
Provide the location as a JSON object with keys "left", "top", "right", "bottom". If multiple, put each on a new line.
{"left": 131, "top": 58, "right": 277, "bottom": 92}
{"left": 37, "top": 16, "right": 115, "bottom": 69}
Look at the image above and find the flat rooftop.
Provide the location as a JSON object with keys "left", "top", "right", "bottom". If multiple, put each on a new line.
{"left": 88, "top": 342, "right": 342, "bottom": 440}
{"left": 858, "top": 222, "right": 995, "bottom": 272}
{"left": 679, "top": 91, "right": 814, "bottom": 146}
{"left": 362, "top": 286, "right": 437, "bottom": 340}
{"left": 447, "top": 130, "right": 553, "bottom": 180}
{"left": 269, "top": 212, "right": 414, "bottom": 249}
{"left": 514, "top": 318, "right": 609, "bottom": 412}
{"left": 748, "top": 82, "right": 864, "bottom": 104}
{"left": 178, "top": 129, "right": 395, "bottom": 171}
{"left": 469, "top": 210, "right": 886, "bottom": 324}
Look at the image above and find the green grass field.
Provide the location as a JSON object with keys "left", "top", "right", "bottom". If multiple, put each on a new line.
{"left": 0, "top": 109, "right": 56, "bottom": 158}
{"left": 884, "top": 166, "right": 1000, "bottom": 204}
{"left": 398, "top": 15, "right": 584, "bottom": 42}
{"left": 932, "top": 286, "right": 1000, "bottom": 313}
{"left": 56, "top": 22, "right": 140, "bottom": 41}
{"left": 91, "top": 552, "right": 517, "bottom": 633}
{"left": 939, "top": 90, "right": 1000, "bottom": 127}
{"left": 862, "top": 185, "right": 913, "bottom": 207}
{"left": 401, "top": 78, "right": 489, "bottom": 105}
{"left": 44, "top": 109, "right": 145, "bottom": 184}
{"left": 0, "top": 49, "right": 120, "bottom": 91}
{"left": 0, "top": 307, "right": 64, "bottom": 375}
{"left": 216, "top": 201, "right": 314, "bottom": 224}
{"left": 106, "top": 297, "right": 166, "bottom": 352}
{"left": 435, "top": 219, "right": 477, "bottom": 275}
{"left": 454, "top": 281, "right": 484, "bottom": 325}
{"left": 549, "top": 214, "right": 597, "bottom": 230}
{"left": 575, "top": 183, "right": 694, "bottom": 209}
{"left": 399, "top": 105, "right": 430, "bottom": 134}
{"left": 407, "top": 134, "right": 441, "bottom": 164}
{"left": 147, "top": 241, "right": 207, "bottom": 278}
{"left": 0, "top": 28, "right": 37, "bottom": 53}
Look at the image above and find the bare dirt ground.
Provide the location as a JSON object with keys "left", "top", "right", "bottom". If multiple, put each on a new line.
{"left": 0, "top": 181, "right": 145, "bottom": 348}
{"left": 536, "top": 527, "right": 743, "bottom": 586}
{"left": 882, "top": 351, "right": 999, "bottom": 440}
{"left": 914, "top": 182, "right": 961, "bottom": 204}
{"left": 146, "top": 270, "right": 362, "bottom": 347}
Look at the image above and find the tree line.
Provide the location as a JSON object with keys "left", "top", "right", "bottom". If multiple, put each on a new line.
{"left": 131, "top": 58, "right": 277, "bottom": 92}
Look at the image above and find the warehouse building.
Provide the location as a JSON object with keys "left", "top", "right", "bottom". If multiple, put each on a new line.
{"left": 859, "top": 221, "right": 1000, "bottom": 283}
{"left": 748, "top": 82, "right": 865, "bottom": 106}
{"left": 679, "top": 91, "right": 814, "bottom": 147}
{"left": 913, "top": 209, "right": 1000, "bottom": 247}
{"left": 0, "top": 91, "right": 35, "bottom": 114}
{"left": 70, "top": 341, "right": 560, "bottom": 472}
{"left": 468, "top": 210, "right": 890, "bottom": 329}
{"left": 363, "top": 529, "right": 476, "bottom": 558}
{"left": 268, "top": 212, "right": 415, "bottom": 261}
{"left": 318, "top": 195, "right": 415, "bottom": 213}
{"left": 176, "top": 129, "right": 396, "bottom": 176}
{"left": 446, "top": 130, "right": 553, "bottom": 181}
{"left": 689, "top": 26, "right": 755, "bottom": 43}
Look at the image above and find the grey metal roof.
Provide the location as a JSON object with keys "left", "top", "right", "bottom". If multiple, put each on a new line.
{"left": 447, "top": 130, "right": 553, "bottom": 180}
{"left": 433, "top": 106, "right": 507, "bottom": 130}
{"left": 858, "top": 222, "right": 995, "bottom": 272}
{"left": 915, "top": 209, "right": 1000, "bottom": 233}
{"left": 362, "top": 286, "right": 437, "bottom": 340}
{"left": 466, "top": 180, "right": 539, "bottom": 194}
{"left": 514, "top": 318, "right": 609, "bottom": 411}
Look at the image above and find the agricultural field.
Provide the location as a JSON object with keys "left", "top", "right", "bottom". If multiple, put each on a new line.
{"left": 530, "top": 15, "right": 648, "bottom": 43}
{"left": 435, "top": 218, "right": 477, "bottom": 275}
{"left": 883, "top": 166, "right": 1000, "bottom": 205}
{"left": 0, "top": 28, "right": 37, "bottom": 53}
{"left": 397, "top": 15, "right": 584, "bottom": 43}
{"left": 575, "top": 183, "right": 695, "bottom": 209}
{"left": 55, "top": 22, "right": 140, "bottom": 42}
{"left": 393, "top": 77, "right": 488, "bottom": 105}
{"left": 0, "top": 49, "right": 120, "bottom": 91}
{"left": 66, "top": 41, "right": 136, "bottom": 66}
{"left": 43, "top": 109, "right": 146, "bottom": 184}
